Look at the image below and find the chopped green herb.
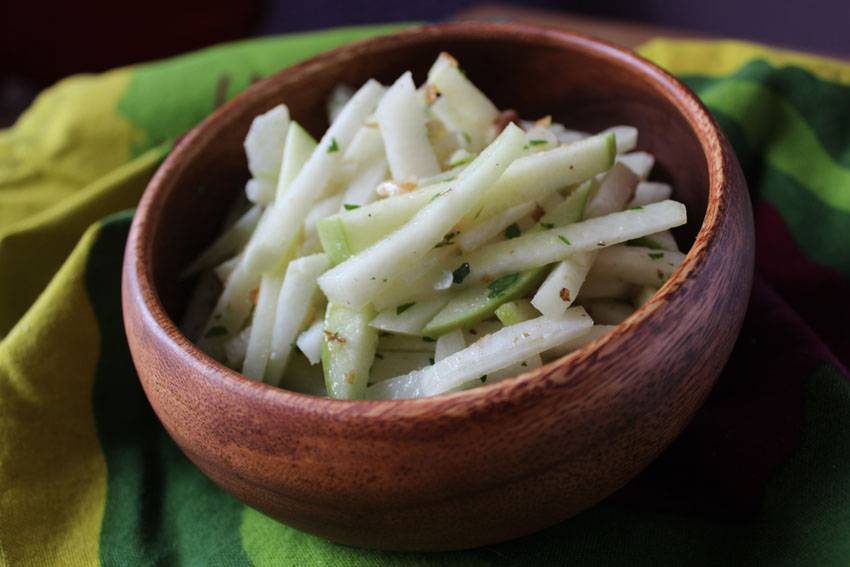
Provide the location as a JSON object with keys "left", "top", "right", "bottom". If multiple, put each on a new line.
{"left": 487, "top": 273, "right": 520, "bottom": 299}
{"left": 343, "top": 203, "right": 360, "bottom": 210}
{"left": 374, "top": 353, "right": 384, "bottom": 359}
{"left": 480, "top": 374, "right": 488, "bottom": 383}
{"left": 327, "top": 137, "right": 339, "bottom": 153}
{"left": 629, "top": 205, "right": 644, "bottom": 210}
{"left": 462, "top": 132, "right": 472, "bottom": 145}
{"left": 540, "top": 222, "right": 555, "bottom": 230}
{"left": 429, "top": 191, "right": 445, "bottom": 203}
{"left": 422, "top": 336, "right": 436, "bottom": 343}
{"left": 396, "top": 303, "right": 415, "bottom": 315}
{"left": 528, "top": 139, "right": 548, "bottom": 146}
{"left": 523, "top": 144, "right": 529, "bottom": 151}
{"left": 504, "top": 223, "right": 521, "bottom": 239}
{"left": 452, "top": 262, "right": 470, "bottom": 284}
{"left": 558, "top": 235, "right": 572, "bottom": 246}
{"left": 429, "top": 357, "right": 435, "bottom": 365}
{"left": 204, "top": 326, "right": 227, "bottom": 338}
{"left": 520, "top": 361, "right": 527, "bottom": 367}
{"left": 657, "top": 269, "right": 665, "bottom": 281}
{"left": 648, "top": 252, "right": 664, "bottom": 260}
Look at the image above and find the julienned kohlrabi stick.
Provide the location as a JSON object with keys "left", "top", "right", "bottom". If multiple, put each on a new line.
{"left": 318, "top": 123, "right": 526, "bottom": 309}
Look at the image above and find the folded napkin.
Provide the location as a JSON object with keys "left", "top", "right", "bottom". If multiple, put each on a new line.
{"left": 1, "top": 24, "right": 849, "bottom": 566}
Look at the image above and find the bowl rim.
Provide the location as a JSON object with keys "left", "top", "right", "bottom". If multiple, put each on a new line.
{"left": 125, "top": 21, "right": 730, "bottom": 419}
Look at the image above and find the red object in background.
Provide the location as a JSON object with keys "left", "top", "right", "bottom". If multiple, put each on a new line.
{"left": 0, "top": 0, "right": 262, "bottom": 87}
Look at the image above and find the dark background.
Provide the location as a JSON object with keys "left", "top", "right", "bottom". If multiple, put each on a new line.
{"left": 2, "top": 0, "right": 848, "bottom": 124}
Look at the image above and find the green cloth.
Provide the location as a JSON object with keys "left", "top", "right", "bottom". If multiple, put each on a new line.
{"left": 2, "top": 25, "right": 850, "bottom": 565}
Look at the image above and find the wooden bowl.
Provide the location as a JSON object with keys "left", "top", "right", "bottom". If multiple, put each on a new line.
{"left": 122, "top": 22, "right": 753, "bottom": 551}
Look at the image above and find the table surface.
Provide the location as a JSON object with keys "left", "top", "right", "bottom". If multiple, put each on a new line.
{"left": 454, "top": 4, "right": 701, "bottom": 49}
{"left": 455, "top": 3, "right": 848, "bottom": 61}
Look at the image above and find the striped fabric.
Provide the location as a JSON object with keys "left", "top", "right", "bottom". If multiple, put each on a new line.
{"left": 1, "top": 26, "right": 849, "bottom": 566}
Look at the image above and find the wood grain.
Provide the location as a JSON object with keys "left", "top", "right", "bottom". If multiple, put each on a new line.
{"left": 122, "top": 22, "right": 754, "bottom": 551}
